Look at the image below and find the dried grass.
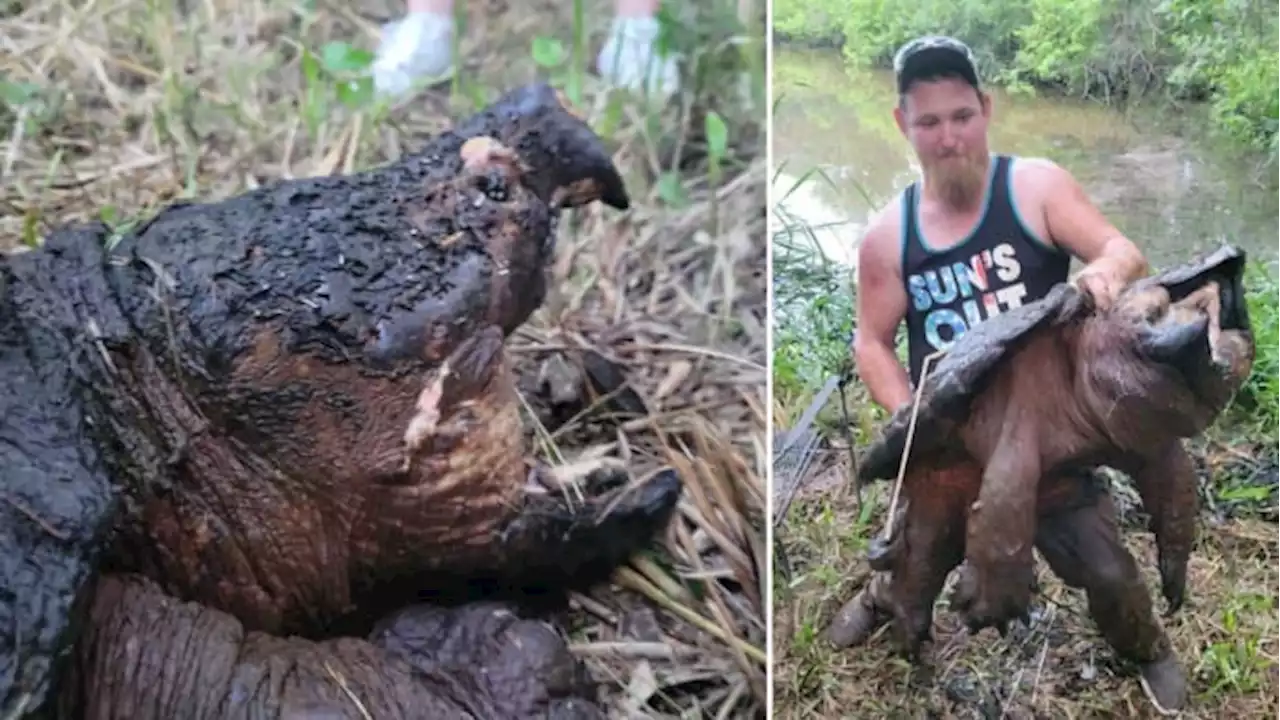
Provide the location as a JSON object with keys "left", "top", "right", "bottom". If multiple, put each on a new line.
{"left": 0, "top": 0, "right": 767, "bottom": 716}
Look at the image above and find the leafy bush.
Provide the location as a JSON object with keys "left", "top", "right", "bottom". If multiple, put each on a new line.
{"left": 772, "top": 0, "right": 1279, "bottom": 156}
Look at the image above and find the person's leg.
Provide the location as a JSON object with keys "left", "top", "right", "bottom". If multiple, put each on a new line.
{"left": 825, "top": 570, "right": 893, "bottom": 648}
{"left": 597, "top": 0, "right": 680, "bottom": 97}
{"left": 1034, "top": 473, "right": 1188, "bottom": 714}
{"left": 373, "top": 0, "right": 457, "bottom": 98}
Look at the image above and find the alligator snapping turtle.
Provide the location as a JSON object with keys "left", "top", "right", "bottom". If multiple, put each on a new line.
{"left": 1, "top": 83, "right": 684, "bottom": 719}
{"left": 853, "top": 245, "right": 1254, "bottom": 709}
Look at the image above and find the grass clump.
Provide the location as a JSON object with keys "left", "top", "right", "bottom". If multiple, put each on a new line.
{"left": 0, "top": 0, "right": 767, "bottom": 716}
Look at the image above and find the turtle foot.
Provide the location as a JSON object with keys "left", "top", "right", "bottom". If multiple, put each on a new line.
{"left": 370, "top": 601, "right": 606, "bottom": 719}
{"left": 498, "top": 461, "right": 683, "bottom": 597}
{"left": 825, "top": 584, "right": 891, "bottom": 650}
{"left": 948, "top": 560, "right": 1035, "bottom": 636}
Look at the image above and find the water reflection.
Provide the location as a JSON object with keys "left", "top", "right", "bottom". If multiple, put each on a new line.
{"left": 772, "top": 47, "right": 1280, "bottom": 272}
{"left": 771, "top": 170, "right": 861, "bottom": 266}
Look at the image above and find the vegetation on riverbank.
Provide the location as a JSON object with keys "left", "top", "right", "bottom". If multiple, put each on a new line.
{"left": 1, "top": 0, "right": 766, "bottom": 715}
{"left": 773, "top": 0, "right": 1279, "bottom": 159}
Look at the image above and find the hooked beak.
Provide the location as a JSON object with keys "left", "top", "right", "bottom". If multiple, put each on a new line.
{"left": 1140, "top": 312, "right": 1212, "bottom": 377}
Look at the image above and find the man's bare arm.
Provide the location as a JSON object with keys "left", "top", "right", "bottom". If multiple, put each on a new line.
{"left": 1035, "top": 159, "right": 1150, "bottom": 306}
{"left": 853, "top": 219, "right": 913, "bottom": 415}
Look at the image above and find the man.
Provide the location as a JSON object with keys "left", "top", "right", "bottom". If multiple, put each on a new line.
{"left": 826, "top": 35, "right": 1186, "bottom": 713}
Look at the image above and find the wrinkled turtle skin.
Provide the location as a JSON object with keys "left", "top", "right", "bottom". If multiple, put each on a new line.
{"left": 856, "top": 245, "right": 1254, "bottom": 651}
{"left": 58, "top": 574, "right": 606, "bottom": 719}
{"left": 0, "top": 83, "right": 683, "bottom": 719}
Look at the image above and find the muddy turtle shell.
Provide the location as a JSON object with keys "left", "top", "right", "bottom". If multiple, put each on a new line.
{"left": 855, "top": 244, "right": 1249, "bottom": 485}
{"left": 855, "top": 281, "right": 1087, "bottom": 485}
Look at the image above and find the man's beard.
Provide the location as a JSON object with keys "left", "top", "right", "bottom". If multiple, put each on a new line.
{"left": 923, "top": 151, "right": 988, "bottom": 210}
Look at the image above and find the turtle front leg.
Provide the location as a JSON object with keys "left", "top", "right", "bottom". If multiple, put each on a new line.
{"left": 951, "top": 422, "right": 1042, "bottom": 635}
{"left": 1118, "top": 441, "right": 1198, "bottom": 616}
{"left": 353, "top": 327, "right": 680, "bottom": 615}
{"left": 882, "top": 464, "right": 976, "bottom": 660}
{"left": 489, "top": 458, "right": 684, "bottom": 599}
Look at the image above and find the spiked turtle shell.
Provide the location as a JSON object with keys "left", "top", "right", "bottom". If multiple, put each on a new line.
{"left": 855, "top": 244, "right": 1250, "bottom": 486}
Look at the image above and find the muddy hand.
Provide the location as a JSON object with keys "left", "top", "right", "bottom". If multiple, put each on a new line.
{"left": 453, "top": 83, "right": 629, "bottom": 211}
{"left": 948, "top": 561, "right": 1035, "bottom": 636}
{"left": 495, "top": 459, "right": 682, "bottom": 594}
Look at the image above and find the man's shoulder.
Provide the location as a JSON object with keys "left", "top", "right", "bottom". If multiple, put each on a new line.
{"left": 861, "top": 190, "right": 909, "bottom": 251}
{"left": 1007, "top": 154, "right": 1072, "bottom": 186}
{"left": 1006, "top": 154, "right": 1082, "bottom": 217}
{"left": 1005, "top": 153, "right": 1056, "bottom": 167}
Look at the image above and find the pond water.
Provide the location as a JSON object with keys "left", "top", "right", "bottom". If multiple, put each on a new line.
{"left": 771, "top": 46, "right": 1280, "bottom": 274}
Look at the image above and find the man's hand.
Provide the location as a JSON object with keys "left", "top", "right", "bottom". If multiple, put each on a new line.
{"left": 1071, "top": 263, "right": 1127, "bottom": 311}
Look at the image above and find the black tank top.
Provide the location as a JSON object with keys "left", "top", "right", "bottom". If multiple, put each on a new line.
{"left": 900, "top": 154, "right": 1071, "bottom": 386}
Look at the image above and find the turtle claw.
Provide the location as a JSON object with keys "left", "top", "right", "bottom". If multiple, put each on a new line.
{"left": 865, "top": 535, "right": 897, "bottom": 572}
{"left": 1160, "top": 558, "right": 1187, "bottom": 618}
{"left": 949, "top": 562, "right": 1034, "bottom": 636}
{"left": 1162, "top": 578, "right": 1185, "bottom": 618}
{"left": 1162, "top": 584, "right": 1185, "bottom": 619}
{"left": 900, "top": 634, "right": 927, "bottom": 664}
{"left": 498, "top": 466, "right": 683, "bottom": 594}
{"left": 885, "top": 597, "right": 937, "bottom": 664}
{"left": 960, "top": 604, "right": 1019, "bottom": 638}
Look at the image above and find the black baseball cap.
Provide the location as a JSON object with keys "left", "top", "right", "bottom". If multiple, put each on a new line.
{"left": 893, "top": 35, "right": 981, "bottom": 95}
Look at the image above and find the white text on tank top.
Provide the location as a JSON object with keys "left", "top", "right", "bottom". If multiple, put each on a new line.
{"left": 906, "top": 240, "right": 1030, "bottom": 352}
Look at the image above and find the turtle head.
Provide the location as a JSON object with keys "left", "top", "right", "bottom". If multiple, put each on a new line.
{"left": 450, "top": 83, "right": 630, "bottom": 211}
{"left": 1081, "top": 246, "right": 1255, "bottom": 436}
{"left": 1134, "top": 246, "right": 1254, "bottom": 414}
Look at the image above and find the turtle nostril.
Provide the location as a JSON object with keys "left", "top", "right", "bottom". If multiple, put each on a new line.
{"left": 480, "top": 169, "right": 509, "bottom": 202}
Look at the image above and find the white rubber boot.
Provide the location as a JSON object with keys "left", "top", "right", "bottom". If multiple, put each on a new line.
{"left": 373, "top": 11, "right": 457, "bottom": 98}
{"left": 596, "top": 15, "right": 680, "bottom": 99}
